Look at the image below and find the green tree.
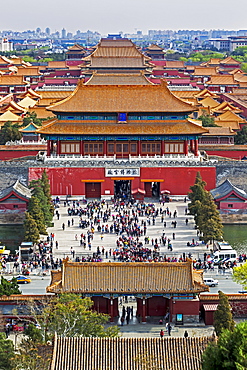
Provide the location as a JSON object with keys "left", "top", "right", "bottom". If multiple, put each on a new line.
{"left": 0, "top": 332, "right": 15, "bottom": 370}
{"left": 213, "top": 291, "right": 235, "bottom": 336}
{"left": 0, "top": 276, "right": 21, "bottom": 296}
{"left": 26, "top": 294, "right": 119, "bottom": 342}
{"left": 198, "top": 112, "right": 218, "bottom": 127}
{"left": 28, "top": 197, "right": 47, "bottom": 235}
{"left": 29, "top": 180, "right": 52, "bottom": 226}
{"left": 202, "top": 321, "right": 247, "bottom": 370}
{"left": 0, "top": 121, "right": 22, "bottom": 145}
{"left": 235, "top": 125, "right": 247, "bottom": 145}
{"left": 197, "top": 191, "right": 223, "bottom": 244}
{"left": 188, "top": 172, "right": 223, "bottom": 244}
{"left": 22, "top": 112, "right": 42, "bottom": 128}
{"left": 233, "top": 263, "right": 247, "bottom": 290}
{"left": 23, "top": 212, "right": 40, "bottom": 244}
{"left": 12, "top": 339, "right": 51, "bottom": 370}
{"left": 188, "top": 172, "right": 207, "bottom": 217}
{"left": 41, "top": 170, "right": 54, "bottom": 218}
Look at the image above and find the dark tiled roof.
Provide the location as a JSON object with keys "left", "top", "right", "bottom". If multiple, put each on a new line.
{"left": 50, "top": 336, "right": 213, "bottom": 370}
{"left": 47, "top": 261, "right": 208, "bottom": 294}
{"left": 0, "top": 179, "right": 31, "bottom": 201}
{"left": 210, "top": 179, "right": 247, "bottom": 200}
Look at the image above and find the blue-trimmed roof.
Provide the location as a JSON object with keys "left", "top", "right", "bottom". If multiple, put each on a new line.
{"left": 210, "top": 179, "right": 247, "bottom": 200}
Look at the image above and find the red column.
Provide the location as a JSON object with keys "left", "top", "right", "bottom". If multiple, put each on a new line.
{"left": 194, "top": 139, "right": 199, "bottom": 156}
{"left": 103, "top": 140, "right": 107, "bottom": 156}
{"left": 190, "top": 139, "right": 194, "bottom": 153}
{"left": 183, "top": 140, "right": 188, "bottom": 156}
{"left": 47, "top": 140, "right": 51, "bottom": 157}
{"left": 57, "top": 140, "right": 60, "bottom": 155}
{"left": 138, "top": 140, "right": 141, "bottom": 156}
{"left": 80, "top": 140, "right": 84, "bottom": 156}
{"left": 142, "top": 298, "right": 146, "bottom": 323}
{"left": 51, "top": 140, "right": 54, "bottom": 155}
{"left": 161, "top": 140, "right": 165, "bottom": 156}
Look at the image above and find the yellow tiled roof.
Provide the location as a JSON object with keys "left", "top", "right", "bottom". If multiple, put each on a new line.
{"left": 29, "top": 107, "right": 55, "bottom": 119}
{"left": 85, "top": 72, "right": 153, "bottom": 85}
{"left": 47, "top": 261, "right": 209, "bottom": 294}
{"left": 215, "top": 120, "right": 240, "bottom": 130}
{"left": 18, "top": 96, "right": 37, "bottom": 108}
{"left": 207, "top": 75, "right": 238, "bottom": 85}
{"left": 199, "top": 97, "right": 219, "bottom": 108}
{"left": 51, "top": 336, "right": 214, "bottom": 370}
{"left": 47, "top": 80, "right": 196, "bottom": 113}
{"left": 0, "top": 75, "right": 27, "bottom": 85}
{"left": 202, "top": 127, "right": 235, "bottom": 136}
{"left": 216, "top": 110, "right": 246, "bottom": 122}
{"left": 212, "top": 101, "right": 242, "bottom": 113}
{"left": 193, "top": 67, "right": 218, "bottom": 76}
{"left": 165, "top": 61, "right": 185, "bottom": 68}
{"left": 16, "top": 67, "right": 41, "bottom": 76}
{"left": 0, "top": 110, "right": 22, "bottom": 122}
{"left": 38, "top": 119, "right": 208, "bottom": 136}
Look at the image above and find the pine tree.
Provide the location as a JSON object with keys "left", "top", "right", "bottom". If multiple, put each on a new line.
{"left": 28, "top": 196, "right": 47, "bottom": 235}
{"left": 23, "top": 212, "right": 40, "bottom": 244}
{"left": 213, "top": 291, "right": 235, "bottom": 336}
{"left": 197, "top": 191, "right": 223, "bottom": 244}
{"left": 188, "top": 172, "right": 207, "bottom": 217}
{"left": 41, "top": 169, "right": 54, "bottom": 218}
{"left": 188, "top": 172, "right": 223, "bottom": 244}
{"left": 30, "top": 179, "right": 52, "bottom": 226}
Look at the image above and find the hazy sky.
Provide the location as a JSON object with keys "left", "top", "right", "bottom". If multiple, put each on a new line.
{"left": 1, "top": 0, "right": 247, "bottom": 35}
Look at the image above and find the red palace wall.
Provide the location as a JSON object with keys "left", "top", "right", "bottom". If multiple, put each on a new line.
{"left": 0, "top": 150, "right": 41, "bottom": 160}
{"left": 205, "top": 149, "right": 247, "bottom": 160}
{"left": 29, "top": 166, "right": 216, "bottom": 196}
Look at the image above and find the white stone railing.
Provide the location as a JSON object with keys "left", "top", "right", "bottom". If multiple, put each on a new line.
{"left": 43, "top": 153, "right": 217, "bottom": 165}
{"left": 5, "top": 139, "right": 47, "bottom": 145}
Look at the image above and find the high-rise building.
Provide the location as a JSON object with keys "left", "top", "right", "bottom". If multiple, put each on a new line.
{"left": 61, "top": 28, "right": 66, "bottom": 39}
{"left": 45, "top": 27, "right": 51, "bottom": 35}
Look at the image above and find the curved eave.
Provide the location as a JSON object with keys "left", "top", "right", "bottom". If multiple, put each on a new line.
{"left": 47, "top": 81, "right": 196, "bottom": 114}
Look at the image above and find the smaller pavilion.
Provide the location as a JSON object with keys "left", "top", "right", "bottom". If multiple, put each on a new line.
{"left": 211, "top": 179, "right": 247, "bottom": 211}
{"left": 47, "top": 260, "right": 208, "bottom": 323}
{"left": 0, "top": 180, "right": 31, "bottom": 223}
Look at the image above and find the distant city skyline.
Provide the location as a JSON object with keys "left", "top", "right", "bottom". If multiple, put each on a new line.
{"left": 1, "top": 0, "right": 247, "bottom": 35}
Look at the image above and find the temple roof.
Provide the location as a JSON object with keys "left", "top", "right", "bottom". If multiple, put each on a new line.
{"left": 199, "top": 97, "right": 219, "bottom": 108}
{"left": 0, "top": 179, "right": 31, "bottom": 201}
{"left": 165, "top": 61, "right": 185, "bottom": 69}
{"left": 202, "top": 127, "right": 236, "bottom": 136}
{"left": 194, "top": 89, "right": 218, "bottom": 99}
{"left": 38, "top": 119, "right": 208, "bottom": 136}
{"left": 83, "top": 38, "right": 152, "bottom": 69}
{"left": 210, "top": 179, "right": 247, "bottom": 200}
{"left": 207, "top": 75, "right": 238, "bottom": 85}
{"left": 50, "top": 336, "right": 213, "bottom": 370}
{"left": 216, "top": 110, "right": 246, "bottom": 122}
{"left": 220, "top": 56, "right": 240, "bottom": 65}
{"left": 18, "top": 96, "right": 37, "bottom": 108}
{"left": 193, "top": 67, "right": 218, "bottom": 76}
{"left": 85, "top": 72, "right": 153, "bottom": 85}
{"left": 66, "top": 43, "right": 85, "bottom": 52}
{"left": 16, "top": 67, "right": 41, "bottom": 76}
{"left": 0, "top": 75, "right": 28, "bottom": 85}
{"left": 47, "top": 260, "right": 208, "bottom": 294}
{"left": 47, "top": 80, "right": 196, "bottom": 113}
{"left": 147, "top": 43, "right": 164, "bottom": 51}
{"left": 0, "top": 110, "right": 22, "bottom": 122}
{"left": 19, "top": 121, "right": 40, "bottom": 133}
{"left": 212, "top": 101, "right": 242, "bottom": 113}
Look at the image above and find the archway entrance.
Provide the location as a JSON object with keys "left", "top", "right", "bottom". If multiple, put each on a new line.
{"left": 114, "top": 180, "right": 131, "bottom": 200}
{"left": 144, "top": 182, "right": 160, "bottom": 198}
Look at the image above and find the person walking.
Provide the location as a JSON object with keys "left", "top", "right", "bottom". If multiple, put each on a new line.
{"left": 184, "top": 330, "right": 189, "bottom": 338}
{"left": 160, "top": 329, "right": 164, "bottom": 338}
{"left": 167, "top": 323, "right": 172, "bottom": 336}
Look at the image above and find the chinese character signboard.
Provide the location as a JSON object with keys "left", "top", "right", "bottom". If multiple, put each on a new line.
{"left": 105, "top": 168, "right": 140, "bottom": 177}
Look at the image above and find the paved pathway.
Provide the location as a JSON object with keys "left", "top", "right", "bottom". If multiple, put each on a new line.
{"left": 46, "top": 198, "right": 209, "bottom": 261}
